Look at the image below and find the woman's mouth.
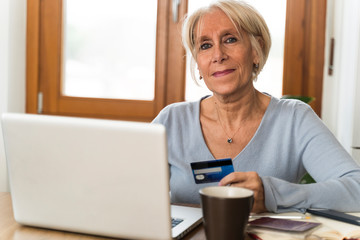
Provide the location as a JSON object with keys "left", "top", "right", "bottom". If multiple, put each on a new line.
{"left": 212, "top": 69, "right": 235, "bottom": 77}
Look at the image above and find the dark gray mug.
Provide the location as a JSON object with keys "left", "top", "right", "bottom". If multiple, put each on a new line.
{"left": 199, "top": 186, "right": 254, "bottom": 240}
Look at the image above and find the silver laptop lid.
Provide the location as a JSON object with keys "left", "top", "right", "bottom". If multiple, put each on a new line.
{"left": 2, "top": 113, "right": 173, "bottom": 240}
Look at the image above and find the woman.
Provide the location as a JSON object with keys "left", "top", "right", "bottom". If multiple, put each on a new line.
{"left": 152, "top": 0, "right": 360, "bottom": 213}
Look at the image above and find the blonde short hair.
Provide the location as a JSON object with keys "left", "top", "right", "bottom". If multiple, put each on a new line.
{"left": 182, "top": 0, "right": 271, "bottom": 82}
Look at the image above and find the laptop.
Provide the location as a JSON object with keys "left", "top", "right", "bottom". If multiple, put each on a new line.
{"left": 1, "top": 113, "right": 202, "bottom": 240}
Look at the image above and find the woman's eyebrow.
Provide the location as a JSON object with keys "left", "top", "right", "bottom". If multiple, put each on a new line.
{"left": 197, "top": 36, "right": 211, "bottom": 43}
{"left": 223, "top": 32, "right": 233, "bottom": 37}
{"left": 196, "top": 28, "right": 237, "bottom": 41}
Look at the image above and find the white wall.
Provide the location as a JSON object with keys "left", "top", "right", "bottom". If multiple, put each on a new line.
{"left": 321, "top": 0, "right": 360, "bottom": 163}
{"left": 0, "top": 0, "right": 27, "bottom": 192}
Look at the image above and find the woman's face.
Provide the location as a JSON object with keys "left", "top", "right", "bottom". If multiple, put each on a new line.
{"left": 195, "top": 9, "right": 258, "bottom": 98}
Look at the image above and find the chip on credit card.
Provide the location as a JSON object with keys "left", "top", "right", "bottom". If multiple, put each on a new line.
{"left": 190, "top": 158, "right": 234, "bottom": 184}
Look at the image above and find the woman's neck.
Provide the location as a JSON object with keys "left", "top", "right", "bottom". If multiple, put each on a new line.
{"left": 211, "top": 90, "right": 268, "bottom": 127}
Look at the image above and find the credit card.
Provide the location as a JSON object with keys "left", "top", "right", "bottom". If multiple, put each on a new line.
{"left": 190, "top": 158, "right": 234, "bottom": 184}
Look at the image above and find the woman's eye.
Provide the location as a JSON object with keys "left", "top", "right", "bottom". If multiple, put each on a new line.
{"left": 225, "top": 37, "right": 237, "bottom": 43}
{"left": 200, "top": 43, "right": 212, "bottom": 50}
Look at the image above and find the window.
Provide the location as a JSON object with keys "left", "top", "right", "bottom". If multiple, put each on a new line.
{"left": 27, "top": 0, "right": 187, "bottom": 121}
{"left": 63, "top": 0, "right": 158, "bottom": 101}
{"left": 26, "top": 0, "right": 326, "bottom": 121}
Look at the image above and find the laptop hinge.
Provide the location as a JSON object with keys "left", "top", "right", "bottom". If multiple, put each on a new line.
{"left": 37, "top": 92, "right": 43, "bottom": 114}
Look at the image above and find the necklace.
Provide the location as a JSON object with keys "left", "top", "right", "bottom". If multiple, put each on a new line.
{"left": 214, "top": 102, "right": 242, "bottom": 144}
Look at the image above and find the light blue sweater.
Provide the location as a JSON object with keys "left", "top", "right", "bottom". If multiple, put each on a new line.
{"left": 152, "top": 96, "right": 360, "bottom": 213}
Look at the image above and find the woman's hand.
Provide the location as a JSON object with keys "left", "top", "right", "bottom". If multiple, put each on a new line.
{"left": 219, "top": 171, "right": 267, "bottom": 213}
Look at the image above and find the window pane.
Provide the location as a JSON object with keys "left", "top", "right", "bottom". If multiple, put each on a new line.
{"left": 251, "top": 0, "right": 286, "bottom": 98}
{"left": 63, "top": 0, "right": 157, "bottom": 100}
{"left": 185, "top": 0, "right": 286, "bottom": 101}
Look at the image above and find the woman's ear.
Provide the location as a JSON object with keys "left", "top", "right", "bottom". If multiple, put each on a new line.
{"left": 252, "top": 50, "right": 260, "bottom": 67}
{"left": 251, "top": 36, "right": 263, "bottom": 66}
{"left": 256, "top": 36, "right": 264, "bottom": 49}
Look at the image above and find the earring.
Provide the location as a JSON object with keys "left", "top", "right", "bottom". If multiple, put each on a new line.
{"left": 199, "top": 76, "right": 203, "bottom": 80}
{"left": 252, "top": 63, "right": 259, "bottom": 78}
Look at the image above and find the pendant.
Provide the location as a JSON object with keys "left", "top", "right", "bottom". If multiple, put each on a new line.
{"left": 227, "top": 138, "right": 233, "bottom": 143}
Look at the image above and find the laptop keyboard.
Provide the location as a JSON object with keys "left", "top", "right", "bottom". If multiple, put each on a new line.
{"left": 171, "top": 218, "right": 184, "bottom": 228}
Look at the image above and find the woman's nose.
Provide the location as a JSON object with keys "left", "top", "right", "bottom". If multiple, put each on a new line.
{"left": 212, "top": 45, "right": 228, "bottom": 63}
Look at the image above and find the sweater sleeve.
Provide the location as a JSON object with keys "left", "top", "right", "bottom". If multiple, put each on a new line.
{"left": 262, "top": 103, "right": 360, "bottom": 213}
